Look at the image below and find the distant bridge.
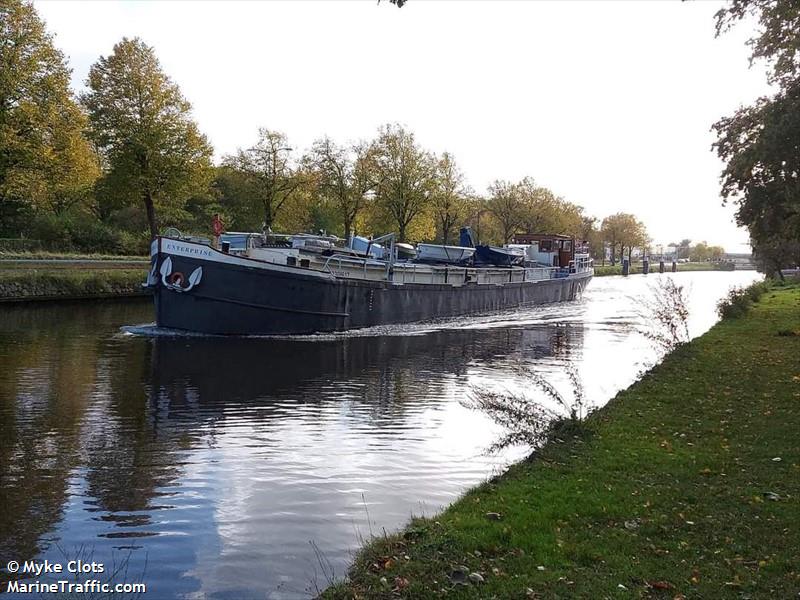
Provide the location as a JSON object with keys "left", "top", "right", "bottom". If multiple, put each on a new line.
{"left": 723, "top": 253, "right": 756, "bottom": 270}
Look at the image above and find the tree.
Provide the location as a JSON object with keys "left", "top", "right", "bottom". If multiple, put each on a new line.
{"left": 487, "top": 180, "right": 525, "bottom": 243}
{"left": 710, "top": 245, "right": 725, "bottom": 260}
{"left": 601, "top": 212, "right": 649, "bottom": 264}
{"left": 372, "top": 124, "right": 435, "bottom": 241}
{"left": 222, "top": 128, "right": 302, "bottom": 233}
{"left": 516, "top": 178, "right": 585, "bottom": 238}
{"left": 274, "top": 173, "right": 334, "bottom": 234}
{"left": 688, "top": 242, "right": 724, "bottom": 262}
{"left": 619, "top": 214, "right": 649, "bottom": 261}
{"left": 213, "top": 165, "right": 261, "bottom": 231}
{"left": 753, "top": 235, "right": 800, "bottom": 278}
{"left": 714, "top": 0, "right": 800, "bottom": 268}
{"left": 517, "top": 178, "right": 557, "bottom": 235}
{"left": 580, "top": 216, "right": 605, "bottom": 261}
{"left": 580, "top": 216, "right": 597, "bottom": 245}
{"left": 712, "top": 81, "right": 800, "bottom": 265}
{"left": 715, "top": 0, "right": 800, "bottom": 86}
{"left": 691, "top": 242, "right": 710, "bottom": 262}
{"left": 0, "top": 0, "right": 99, "bottom": 231}
{"left": 550, "top": 201, "right": 586, "bottom": 239}
{"left": 308, "top": 136, "right": 376, "bottom": 240}
{"left": 430, "top": 152, "right": 470, "bottom": 244}
{"left": 600, "top": 214, "right": 623, "bottom": 265}
{"left": 462, "top": 198, "right": 494, "bottom": 245}
{"left": 675, "top": 239, "right": 692, "bottom": 260}
{"left": 82, "top": 37, "right": 213, "bottom": 239}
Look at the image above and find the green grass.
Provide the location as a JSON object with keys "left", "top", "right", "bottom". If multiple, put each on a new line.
{"left": 594, "top": 264, "right": 627, "bottom": 276}
{"left": 0, "top": 268, "right": 149, "bottom": 301}
{"left": 324, "top": 282, "right": 800, "bottom": 599}
{"left": 0, "top": 250, "right": 148, "bottom": 261}
{"left": 677, "top": 261, "right": 736, "bottom": 272}
{"left": 0, "top": 260, "right": 148, "bottom": 271}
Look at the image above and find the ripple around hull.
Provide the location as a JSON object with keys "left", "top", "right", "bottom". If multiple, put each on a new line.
{"left": 120, "top": 298, "right": 586, "bottom": 342}
{"left": 121, "top": 323, "right": 223, "bottom": 338}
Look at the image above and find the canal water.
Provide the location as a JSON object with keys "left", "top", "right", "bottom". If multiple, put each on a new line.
{"left": 0, "top": 271, "right": 760, "bottom": 599}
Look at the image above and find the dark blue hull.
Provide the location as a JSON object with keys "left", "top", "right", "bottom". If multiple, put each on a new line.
{"left": 152, "top": 239, "right": 591, "bottom": 335}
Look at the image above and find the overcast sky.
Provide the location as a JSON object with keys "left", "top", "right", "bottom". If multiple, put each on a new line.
{"left": 36, "top": 0, "right": 768, "bottom": 252}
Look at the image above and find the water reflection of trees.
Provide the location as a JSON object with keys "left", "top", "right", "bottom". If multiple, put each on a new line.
{"left": 0, "top": 302, "right": 584, "bottom": 586}
{"left": 0, "top": 303, "right": 133, "bottom": 579}
{"left": 80, "top": 340, "right": 188, "bottom": 517}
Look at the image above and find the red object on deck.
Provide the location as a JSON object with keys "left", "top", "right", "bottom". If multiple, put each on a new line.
{"left": 212, "top": 214, "right": 224, "bottom": 236}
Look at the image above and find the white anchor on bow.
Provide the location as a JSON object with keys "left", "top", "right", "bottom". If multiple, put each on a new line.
{"left": 158, "top": 257, "right": 203, "bottom": 292}
{"left": 144, "top": 261, "right": 158, "bottom": 287}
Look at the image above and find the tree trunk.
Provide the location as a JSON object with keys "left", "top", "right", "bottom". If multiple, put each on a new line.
{"left": 442, "top": 223, "right": 451, "bottom": 246}
{"left": 144, "top": 192, "right": 158, "bottom": 240}
{"left": 775, "top": 261, "right": 785, "bottom": 281}
{"left": 263, "top": 201, "right": 273, "bottom": 232}
{"left": 343, "top": 221, "right": 352, "bottom": 242}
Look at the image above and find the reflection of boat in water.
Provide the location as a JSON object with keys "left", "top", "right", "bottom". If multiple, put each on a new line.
{"left": 146, "top": 226, "right": 592, "bottom": 335}
{"left": 147, "top": 322, "right": 586, "bottom": 407}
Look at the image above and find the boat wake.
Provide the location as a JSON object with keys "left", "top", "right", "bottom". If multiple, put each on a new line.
{"left": 120, "top": 298, "right": 589, "bottom": 341}
{"left": 120, "top": 323, "right": 222, "bottom": 338}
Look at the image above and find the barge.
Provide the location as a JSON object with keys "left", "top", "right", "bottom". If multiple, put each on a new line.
{"left": 145, "top": 229, "right": 593, "bottom": 335}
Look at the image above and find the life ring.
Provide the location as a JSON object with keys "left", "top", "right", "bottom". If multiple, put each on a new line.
{"left": 169, "top": 272, "right": 186, "bottom": 287}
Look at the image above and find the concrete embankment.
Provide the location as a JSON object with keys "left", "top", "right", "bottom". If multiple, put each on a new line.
{"left": 0, "top": 268, "right": 149, "bottom": 302}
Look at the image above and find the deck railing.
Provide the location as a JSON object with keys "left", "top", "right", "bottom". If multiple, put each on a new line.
{"left": 570, "top": 255, "right": 594, "bottom": 273}
{"left": 319, "top": 254, "right": 588, "bottom": 285}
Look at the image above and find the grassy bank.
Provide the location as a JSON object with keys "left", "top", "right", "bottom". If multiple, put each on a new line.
{"left": 0, "top": 260, "right": 148, "bottom": 271}
{"left": 0, "top": 250, "right": 147, "bottom": 261}
{"left": 594, "top": 262, "right": 736, "bottom": 277}
{"left": 0, "top": 268, "right": 149, "bottom": 301}
{"left": 325, "top": 283, "right": 800, "bottom": 599}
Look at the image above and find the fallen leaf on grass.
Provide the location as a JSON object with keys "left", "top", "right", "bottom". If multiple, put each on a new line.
{"left": 468, "top": 572, "right": 484, "bottom": 584}
{"left": 393, "top": 576, "right": 409, "bottom": 590}
{"left": 647, "top": 580, "right": 674, "bottom": 590}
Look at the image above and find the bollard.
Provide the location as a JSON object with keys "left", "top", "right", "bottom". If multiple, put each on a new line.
{"left": 622, "top": 258, "right": 630, "bottom": 276}
{"left": 671, "top": 261, "right": 677, "bottom": 272}
{"left": 643, "top": 259, "right": 649, "bottom": 275}
{"left": 659, "top": 260, "right": 665, "bottom": 273}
